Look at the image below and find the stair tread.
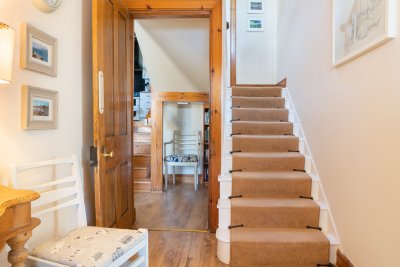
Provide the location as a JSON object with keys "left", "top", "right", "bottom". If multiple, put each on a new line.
{"left": 234, "top": 152, "right": 304, "bottom": 158}
{"left": 232, "top": 107, "right": 288, "bottom": 111}
{"left": 232, "top": 96, "right": 285, "bottom": 99}
{"left": 233, "top": 121, "right": 292, "bottom": 125}
{"left": 231, "top": 228, "right": 328, "bottom": 244}
{"left": 233, "top": 135, "right": 298, "bottom": 140}
{"left": 133, "top": 166, "right": 148, "bottom": 170}
{"left": 231, "top": 198, "right": 318, "bottom": 208}
{"left": 134, "top": 178, "right": 151, "bottom": 183}
{"left": 233, "top": 171, "right": 310, "bottom": 179}
{"left": 232, "top": 86, "right": 283, "bottom": 89}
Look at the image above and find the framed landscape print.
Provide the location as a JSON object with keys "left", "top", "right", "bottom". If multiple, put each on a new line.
{"left": 20, "top": 23, "right": 58, "bottom": 76}
{"left": 248, "top": 0, "right": 264, "bottom": 14}
{"left": 21, "top": 85, "right": 58, "bottom": 130}
{"left": 248, "top": 18, "right": 264, "bottom": 32}
{"left": 333, "top": 0, "right": 396, "bottom": 66}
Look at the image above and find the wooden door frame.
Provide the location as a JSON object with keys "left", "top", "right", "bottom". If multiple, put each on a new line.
{"left": 151, "top": 92, "right": 209, "bottom": 193}
{"left": 124, "top": 0, "right": 222, "bottom": 232}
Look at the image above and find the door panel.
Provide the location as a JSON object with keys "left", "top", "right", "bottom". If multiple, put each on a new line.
{"left": 118, "top": 12, "right": 128, "bottom": 136}
{"left": 103, "top": 0, "right": 115, "bottom": 138}
{"left": 93, "top": 0, "right": 134, "bottom": 229}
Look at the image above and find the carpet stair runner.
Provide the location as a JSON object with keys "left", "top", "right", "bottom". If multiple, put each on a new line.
{"left": 230, "top": 86, "right": 331, "bottom": 267}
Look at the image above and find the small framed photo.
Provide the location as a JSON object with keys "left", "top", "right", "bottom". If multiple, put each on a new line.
{"left": 248, "top": 18, "right": 264, "bottom": 32}
{"left": 248, "top": 0, "right": 264, "bottom": 14}
{"left": 21, "top": 85, "right": 58, "bottom": 130}
{"left": 20, "top": 23, "right": 58, "bottom": 76}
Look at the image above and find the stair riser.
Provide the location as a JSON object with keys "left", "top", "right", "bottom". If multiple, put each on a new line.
{"left": 233, "top": 156, "right": 305, "bottom": 172}
{"left": 233, "top": 137, "right": 299, "bottom": 152}
{"left": 134, "top": 132, "right": 151, "bottom": 143}
{"left": 232, "top": 178, "right": 311, "bottom": 198}
{"left": 232, "top": 122, "right": 293, "bottom": 135}
{"left": 134, "top": 181, "right": 151, "bottom": 192}
{"left": 230, "top": 242, "right": 329, "bottom": 267}
{"left": 232, "top": 109, "right": 289, "bottom": 122}
{"left": 133, "top": 168, "right": 150, "bottom": 179}
{"left": 133, "top": 155, "right": 151, "bottom": 168}
{"left": 232, "top": 87, "right": 282, "bottom": 97}
{"left": 134, "top": 142, "right": 151, "bottom": 154}
{"left": 231, "top": 206, "right": 320, "bottom": 228}
{"left": 232, "top": 97, "right": 285, "bottom": 108}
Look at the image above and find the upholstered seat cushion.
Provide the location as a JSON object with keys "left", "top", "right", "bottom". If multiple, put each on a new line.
{"left": 164, "top": 154, "right": 198, "bottom": 163}
{"left": 30, "top": 226, "right": 146, "bottom": 267}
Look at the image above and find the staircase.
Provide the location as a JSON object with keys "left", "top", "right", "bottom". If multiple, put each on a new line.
{"left": 133, "top": 121, "right": 152, "bottom": 192}
{"left": 216, "top": 85, "right": 339, "bottom": 266}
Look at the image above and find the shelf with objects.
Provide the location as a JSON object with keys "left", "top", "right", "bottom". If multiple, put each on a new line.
{"left": 203, "top": 103, "right": 210, "bottom": 183}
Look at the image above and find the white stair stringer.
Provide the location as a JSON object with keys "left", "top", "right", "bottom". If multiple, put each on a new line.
{"left": 216, "top": 87, "right": 341, "bottom": 265}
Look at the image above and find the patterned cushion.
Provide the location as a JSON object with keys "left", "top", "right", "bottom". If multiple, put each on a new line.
{"left": 164, "top": 154, "right": 199, "bottom": 163}
{"left": 30, "top": 226, "right": 146, "bottom": 267}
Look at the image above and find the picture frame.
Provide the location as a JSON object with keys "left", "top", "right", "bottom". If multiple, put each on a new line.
{"left": 247, "top": 18, "right": 264, "bottom": 32}
{"left": 20, "top": 23, "right": 58, "bottom": 76}
{"left": 21, "top": 85, "right": 58, "bottom": 130}
{"left": 333, "top": 0, "right": 396, "bottom": 66}
{"left": 248, "top": 0, "right": 264, "bottom": 14}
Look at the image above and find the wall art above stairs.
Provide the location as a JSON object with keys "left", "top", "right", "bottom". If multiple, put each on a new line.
{"left": 217, "top": 84, "right": 340, "bottom": 266}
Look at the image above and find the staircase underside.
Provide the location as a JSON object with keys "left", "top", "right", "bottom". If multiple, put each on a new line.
{"left": 229, "top": 86, "right": 331, "bottom": 267}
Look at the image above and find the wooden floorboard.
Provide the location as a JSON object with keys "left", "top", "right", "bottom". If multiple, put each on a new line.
{"left": 148, "top": 230, "right": 228, "bottom": 267}
{"left": 134, "top": 183, "right": 209, "bottom": 230}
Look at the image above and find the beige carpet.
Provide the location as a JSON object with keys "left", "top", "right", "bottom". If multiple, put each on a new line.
{"left": 230, "top": 86, "right": 330, "bottom": 267}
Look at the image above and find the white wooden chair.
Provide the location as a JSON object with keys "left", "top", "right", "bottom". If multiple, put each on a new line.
{"left": 163, "top": 131, "right": 202, "bottom": 191}
{"left": 9, "top": 155, "right": 148, "bottom": 267}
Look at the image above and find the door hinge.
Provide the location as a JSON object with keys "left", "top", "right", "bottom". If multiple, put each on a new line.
{"left": 90, "top": 146, "right": 98, "bottom": 167}
{"left": 226, "top": 21, "right": 230, "bottom": 30}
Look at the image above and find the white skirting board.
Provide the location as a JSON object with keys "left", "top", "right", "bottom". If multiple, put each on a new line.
{"left": 216, "top": 87, "right": 341, "bottom": 264}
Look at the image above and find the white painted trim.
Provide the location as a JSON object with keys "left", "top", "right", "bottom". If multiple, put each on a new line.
{"left": 283, "top": 87, "right": 341, "bottom": 248}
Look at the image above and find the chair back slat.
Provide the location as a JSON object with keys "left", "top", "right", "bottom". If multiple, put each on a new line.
{"left": 32, "top": 187, "right": 78, "bottom": 210}
{"left": 172, "top": 131, "right": 201, "bottom": 156}
{"left": 34, "top": 199, "right": 80, "bottom": 218}
{"left": 27, "top": 175, "right": 76, "bottom": 191}
{"left": 9, "top": 155, "right": 87, "bottom": 228}
{"left": 13, "top": 157, "right": 75, "bottom": 173}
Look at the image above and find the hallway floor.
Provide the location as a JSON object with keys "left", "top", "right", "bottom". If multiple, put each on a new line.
{"left": 134, "top": 182, "right": 208, "bottom": 230}
{"left": 147, "top": 230, "right": 228, "bottom": 267}
{"left": 134, "top": 182, "right": 225, "bottom": 266}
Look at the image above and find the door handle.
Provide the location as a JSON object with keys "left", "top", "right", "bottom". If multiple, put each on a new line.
{"left": 102, "top": 151, "right": 115, "bottom": 159}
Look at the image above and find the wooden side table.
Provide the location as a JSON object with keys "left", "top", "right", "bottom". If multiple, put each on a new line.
{"left": 0, "top": 186, "right": 40, "bottom": 267}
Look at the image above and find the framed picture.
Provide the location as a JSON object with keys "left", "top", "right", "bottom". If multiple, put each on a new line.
{"left": 21, "top": 85, "right": 58, "bottom": 130}
{"left": 20, "top": 23, "right": 58, "bottom": 76}
{"left": 248, "top": 18, "right": 264, "bottom": 32}
{"left": 333, "top": 0, "right": 396, "bottom": 66}
{"left": 248, "top": 0, "right": 264, "bottom": 14}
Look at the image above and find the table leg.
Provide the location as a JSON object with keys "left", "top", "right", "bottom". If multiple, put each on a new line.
{"left": 6, "top": 231, "right": 32, "bottom": 267}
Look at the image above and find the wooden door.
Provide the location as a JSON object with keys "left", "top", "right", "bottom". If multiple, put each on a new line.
{"left": 92, "top": 0, "right": 134, "bottom": 228}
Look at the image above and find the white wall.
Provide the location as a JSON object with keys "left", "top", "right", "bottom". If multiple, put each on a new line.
{"left": 236, "top": 0, "right": 277, "bottom": 84}
{"left": 135, "top": 18, "right": 210, "bottom": 92}
{"left": 277, "top": 1, "right": 400, "bottom": 266}
{"left": 0, "top": 0, "right": 93, "bottom": 265}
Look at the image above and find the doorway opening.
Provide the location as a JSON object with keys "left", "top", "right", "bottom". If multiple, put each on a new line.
{"left": 132, "top": 18, "right": 211, "bottom": 231}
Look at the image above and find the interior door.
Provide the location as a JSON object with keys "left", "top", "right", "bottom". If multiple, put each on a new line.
{"left": 92, "top": 0, "right": 134, "bottom": 228}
